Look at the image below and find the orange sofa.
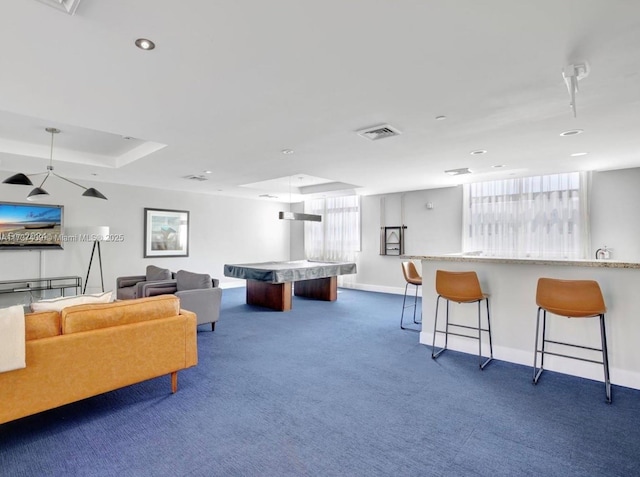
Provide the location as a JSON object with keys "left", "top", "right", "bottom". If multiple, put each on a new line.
{"left": 0, "top": 295, "right": 198, "bottom": 425}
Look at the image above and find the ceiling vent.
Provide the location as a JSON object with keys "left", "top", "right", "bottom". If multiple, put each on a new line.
{"left": 356, "top": 124, "right": 401, "bottom": 141}
{"left": 445, "top": 168, "right": 473, "bottom": 176}
{"left": 184, "top": 174, "right": 208, "bottom": 181}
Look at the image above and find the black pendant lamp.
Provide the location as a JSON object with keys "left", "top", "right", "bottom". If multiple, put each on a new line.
{"left": 2, "top": 127, "right": 108, "bottom": 201}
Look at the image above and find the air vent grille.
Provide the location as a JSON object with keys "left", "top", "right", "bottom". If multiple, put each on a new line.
{"left": 184, "top": 174, "right": 208, "bottom": 181}
{"left": 445, "top": 168, "right": 473, "bottom": 176}
{"left": 356, "top": 124, "right": 401, "bottom": 141}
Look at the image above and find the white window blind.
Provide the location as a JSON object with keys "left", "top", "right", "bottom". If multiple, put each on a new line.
{"left": 462, "top": 172, "right": 590, "bottom": 259}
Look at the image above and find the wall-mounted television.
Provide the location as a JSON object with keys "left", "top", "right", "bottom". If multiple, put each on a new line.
{"left": 0, "top": 202, "right": 64, "bottom": 250}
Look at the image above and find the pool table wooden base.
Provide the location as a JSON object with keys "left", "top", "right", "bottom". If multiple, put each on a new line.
{"left": 246, "top": 276, "right": 337, "bottom": 311}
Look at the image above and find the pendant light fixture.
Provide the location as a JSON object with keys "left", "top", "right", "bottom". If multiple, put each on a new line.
{"left": 2, "top": 127, "right": 108, "bottom": 201}
{"left": 278, "top": 174, "right": 321, "bottom": 222}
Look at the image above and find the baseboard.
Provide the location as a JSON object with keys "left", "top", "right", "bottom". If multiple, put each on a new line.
{"left": 340, "top": 282, "right": 421, "bottom": 297}
{"left": 420, "top": 330, "right": 640, "bottom": 390}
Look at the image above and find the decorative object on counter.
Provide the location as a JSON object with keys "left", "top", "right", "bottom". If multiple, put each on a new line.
{"left": 2, "top": 128, "right": 107, "bottom": 201}
{"left": 431, "top": 270, "right": 493, "bottom": 370}
{"left": 595, "top": 246, "right": 611, "bottom": 260}
{"left": 83, "top": 226, "right": 109, "bottom": 293}
{"left": 400, "top": 261, "right": 422, "bottom": 331}
{"left": 143, "top": 208, "right": 189, "bottom": 257}
{"left": 533, "top": 277, "right": 611, "bottom": 403}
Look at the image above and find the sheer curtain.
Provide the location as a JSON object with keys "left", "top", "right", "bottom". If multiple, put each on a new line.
{"left": 462, "top": 172, "right": 590, "bottom": 259}
{"left": 304, "top": 195, "right": 360, "bottom": 285}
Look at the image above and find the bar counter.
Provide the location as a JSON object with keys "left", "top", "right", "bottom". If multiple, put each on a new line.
{"left": 405, "top": 254, "right": 640, "bottom": 390}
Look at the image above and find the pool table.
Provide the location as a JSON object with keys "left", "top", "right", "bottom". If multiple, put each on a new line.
{"left": 223, "top": 260, "right": 357, "bottom": 311}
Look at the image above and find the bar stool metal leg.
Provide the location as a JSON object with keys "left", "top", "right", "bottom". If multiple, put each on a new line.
{"left": 533, "top": 307, "right": 546, "bottom": 384}
{"left": 400, "top": 282, "right": 421, "bottom": 331}
{"left": 600, "top": 314, "right": 612, "bottom": 403}
{"left": 478, "top": 297, "right": 493, "bottom": 369}
{"left": 431, "top": 296, "right": 447, "bottom": 358}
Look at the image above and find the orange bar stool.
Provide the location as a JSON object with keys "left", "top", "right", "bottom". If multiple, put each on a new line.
{"left": 533, "top": 278, "right": 611, "bottom": 403}
{"left": 400, "top": 261, "right": 422, "bottom": 331}
{"left": 431, "top": 270, "right": 493, "bottom": 369}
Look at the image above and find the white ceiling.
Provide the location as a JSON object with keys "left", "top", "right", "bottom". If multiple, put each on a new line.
{"left": 1, "top": 0, "right": 640, "bottom": 203}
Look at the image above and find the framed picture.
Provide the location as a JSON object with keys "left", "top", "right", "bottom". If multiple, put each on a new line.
{"left": 144, "top": 208, "right": 189, "bottom": 258}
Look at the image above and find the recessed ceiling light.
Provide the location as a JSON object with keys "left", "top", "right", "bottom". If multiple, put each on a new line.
{"left": 435, "top": 115, "right": 447, "bottom": 121}
{"left": 135, "top": 38, "right": 156, "bottom": 50}
{"left": 470, "top": 149, "right": 487, "bottom": 155}
{"left": 560, "top": 129, "right": 583, "bottom": 136}
{"left": 122, "top": 136, "right": 134, "bottom": 140}
{"left": 204, "top": 170, "right": 213, "bottom": 174}
{"left": 570, "top": 152, "right": 588, "bottom": 157}
{"left": 492, "top": 164, "right": 506, "bottom": 168}
{"left": 281, "top": 149, "right": 294, "bottom": 155}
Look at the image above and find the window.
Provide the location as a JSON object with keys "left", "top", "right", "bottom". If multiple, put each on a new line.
{"left": 462, "top": 172, "right": 589, "bottom": 259}
{"left": 304, "top": 195, "right": 360, "bottom": 263}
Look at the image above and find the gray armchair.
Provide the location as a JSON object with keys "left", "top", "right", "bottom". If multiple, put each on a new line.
{"left": 173, "top": 270, "right": 222, "bottom": 331}
{"left": 116, "top": 265, "right": 175, "bottom": 300}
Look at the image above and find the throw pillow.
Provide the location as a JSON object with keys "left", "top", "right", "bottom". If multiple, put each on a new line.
{"left": 146, "top": 265, "right": 172, "bottom": 281}
{"left": 30, "top": 290, "right": 113, "bottom": 313}
{"left": 176, "top": 270, "right": 212, "bottom": 291}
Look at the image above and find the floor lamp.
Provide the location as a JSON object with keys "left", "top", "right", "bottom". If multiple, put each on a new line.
{"left": 83, "top": 226, "right": 109, "bottom": 294}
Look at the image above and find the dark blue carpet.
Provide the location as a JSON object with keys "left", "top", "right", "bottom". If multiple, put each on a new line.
{"left": 1, "top": 288, "right": 640, "bottom": 476}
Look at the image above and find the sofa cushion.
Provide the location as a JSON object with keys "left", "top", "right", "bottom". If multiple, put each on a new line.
{"left": 61, "top": 295, "right": 180, "bottom": 335}
{"left": 146, "top": 265, "right": 171, "bottom": 281}
{"left": 25, "top": 311, "right": 61, "bottom": 340}
{"left": 176, "top": 270, "right": 212, "bottom": 291}
{"left": 30, "top": 291, "right": 113, "bottom": 313}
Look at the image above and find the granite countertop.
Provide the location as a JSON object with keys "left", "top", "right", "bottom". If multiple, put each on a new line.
{"left": 403, "top": 254, "right": 640, "bottom": 269}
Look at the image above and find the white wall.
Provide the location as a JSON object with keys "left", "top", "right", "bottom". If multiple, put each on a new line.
{"left": 0, "top": 176, "right": 291, "bottom": 302}
{"left": 347, "top": 167, "right": 640, "bottom": 295}
{"left": 4, "top": 167, "right": 638, "bottom": 305}
{"left": 352, "top": 186, "right": 462, "bottom": 293}
{"left": 590, "top": 168, "right": 640, "bottom": 262}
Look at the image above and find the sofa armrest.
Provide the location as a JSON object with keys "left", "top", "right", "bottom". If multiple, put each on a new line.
{"left": 175, "top": 287, "right": 222, "bottom": 326}
{"left": 139, "top": 279, "right": 178, "bottom": 298}
{"left": 116, "top": 275, "right": 147, "bottom": 289}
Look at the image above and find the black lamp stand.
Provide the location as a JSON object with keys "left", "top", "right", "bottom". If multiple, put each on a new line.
{"left": 83, "top": 240, "right": 104, "bottom": 294}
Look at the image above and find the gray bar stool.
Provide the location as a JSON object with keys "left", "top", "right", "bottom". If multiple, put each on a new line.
{"left": 431, "top": 270, "right": 493, "bottom": 369}
{"left": 533, "top": 277, "right": 611, "bottom": 403}
{"left": 400, "top": 261, "right": 422, "bottom": 331}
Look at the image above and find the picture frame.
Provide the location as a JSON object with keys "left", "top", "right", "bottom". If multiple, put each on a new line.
{"left": 143, "top": 208, "right": 189, "bottom": 258}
